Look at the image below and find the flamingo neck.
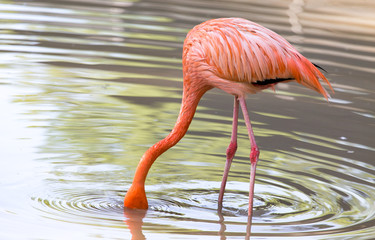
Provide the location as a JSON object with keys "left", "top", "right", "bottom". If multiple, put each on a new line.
{"left": 124, "top": 82, "right": 209, "bottom": 209}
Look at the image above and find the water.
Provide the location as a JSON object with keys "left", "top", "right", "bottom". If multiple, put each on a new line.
{"left": 0, "top": 0, "right": 374, "bottom": 239}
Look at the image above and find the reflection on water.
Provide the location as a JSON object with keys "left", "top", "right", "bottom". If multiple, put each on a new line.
{"left": 0, "top": 0, "right": 375, "bottom": 239}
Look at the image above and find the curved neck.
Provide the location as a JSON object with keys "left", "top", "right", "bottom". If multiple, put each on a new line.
{"left": 132, "top": 82, "right": 209, "bottom": 186}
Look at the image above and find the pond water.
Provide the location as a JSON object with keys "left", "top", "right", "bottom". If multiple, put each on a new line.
{"left": 1, "top": 0, "right": 374, "bottom": 239}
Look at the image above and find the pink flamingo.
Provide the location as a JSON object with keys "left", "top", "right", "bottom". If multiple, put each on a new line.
{"left": 123, "top": 18, "right": 333, "bottom": 219}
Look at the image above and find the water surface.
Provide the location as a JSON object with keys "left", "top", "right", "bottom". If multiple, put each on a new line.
{"left": 1, "top": 0, "right": 375, "bottom": 239}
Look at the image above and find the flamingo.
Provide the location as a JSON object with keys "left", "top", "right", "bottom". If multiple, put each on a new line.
{"left": 123, "top": 18, "right": 333, "bottom": 219}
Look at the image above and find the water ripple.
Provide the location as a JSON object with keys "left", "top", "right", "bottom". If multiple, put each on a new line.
{"left": 137, "top": 159, "right": 375, "bottom": 237}
{"left": 31, "top": 189, "right": 124, "bottom": 225}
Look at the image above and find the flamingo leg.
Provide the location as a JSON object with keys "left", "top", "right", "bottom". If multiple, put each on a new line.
{"left": 218, "top": 96, "right": 239, "bottom": 208}
{"left": 238, "top": 97, "right": 260, "bottom": 220}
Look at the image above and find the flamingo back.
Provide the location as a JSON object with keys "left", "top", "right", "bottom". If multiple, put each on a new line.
{"left": 183, "top": 18, "right": 333, "bottom": 99}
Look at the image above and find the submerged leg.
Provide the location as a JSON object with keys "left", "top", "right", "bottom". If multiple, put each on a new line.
{"left": 238, "top": 97, "right": 260, "bottom": 221}
{"left": 218, "top": 97, "right": 239, "bottom": 208}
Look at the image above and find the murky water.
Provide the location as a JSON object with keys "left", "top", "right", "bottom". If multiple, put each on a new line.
{"left": 1, "top": 0, "right": 375, "bottom": 239}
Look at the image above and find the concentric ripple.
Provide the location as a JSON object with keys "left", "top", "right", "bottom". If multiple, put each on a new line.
{"left": 144, "top": 166, "right": 374, "bottom": 238}
{"left": 31, "top": 189, "right": 125, "bottom": 226}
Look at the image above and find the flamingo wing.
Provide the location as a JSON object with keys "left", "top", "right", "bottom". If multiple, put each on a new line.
{"left": 184, "top": 18, "right": 332, "bottom": 98}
